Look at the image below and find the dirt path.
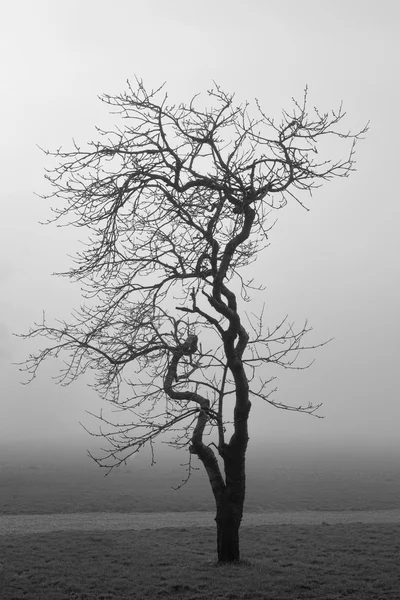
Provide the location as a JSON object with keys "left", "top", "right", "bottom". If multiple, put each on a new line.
{"left": 1, "top": 509, "right": 400, "bottom": 536}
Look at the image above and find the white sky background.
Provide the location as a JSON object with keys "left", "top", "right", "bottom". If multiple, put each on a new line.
{"left": 1, "top": 0, "right": 399, "bottom": 463}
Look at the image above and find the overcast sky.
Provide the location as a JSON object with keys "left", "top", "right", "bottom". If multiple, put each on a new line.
{"left": 1, "top": 0, "right": 399, "bottom": 462}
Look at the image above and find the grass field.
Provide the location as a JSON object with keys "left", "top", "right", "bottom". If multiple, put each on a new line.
{"left": 2, "top": 523, "right": 400, "bottom": 599}
{"left": 2, "top": 458, "right": 400, "bottom": 515}
{"left": 2, "top": 447, "right": 400, "bottom": 598}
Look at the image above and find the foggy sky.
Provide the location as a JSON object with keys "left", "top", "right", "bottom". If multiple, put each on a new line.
{"left": 1, "top": 0, "right": 399, "bottom": 461}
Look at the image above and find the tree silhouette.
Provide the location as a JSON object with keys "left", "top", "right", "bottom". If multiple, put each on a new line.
{"left": 21, "top": 79, "right": 367, "bottom": 562}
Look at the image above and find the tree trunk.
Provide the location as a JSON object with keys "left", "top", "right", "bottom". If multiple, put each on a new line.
{"left": 215, "top": 429, "right": 248, "bottom": 562}
{"left": 215, "top": 499, "right": 243, "bottom": 562}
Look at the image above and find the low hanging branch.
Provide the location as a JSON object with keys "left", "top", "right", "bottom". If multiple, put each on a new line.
{"left": 19, "top": 78, "right": 368, "bottom": 562}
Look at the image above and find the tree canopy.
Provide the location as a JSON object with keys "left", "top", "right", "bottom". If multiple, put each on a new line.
{"left": 22, "top": 80, "right": 367, "bottom": 475}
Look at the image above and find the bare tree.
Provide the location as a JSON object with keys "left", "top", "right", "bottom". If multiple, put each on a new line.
{"left": 20, "top": 79, "right": 367, "bottom": 562}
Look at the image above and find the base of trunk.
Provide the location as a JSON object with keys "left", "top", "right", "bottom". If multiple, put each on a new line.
{"left": 215, "top": 511, "right": 241, "bottom": 562}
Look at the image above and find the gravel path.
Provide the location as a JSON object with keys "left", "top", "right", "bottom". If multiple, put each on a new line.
{"left": 1, "top": 509, "right": 400, "bottom": 536}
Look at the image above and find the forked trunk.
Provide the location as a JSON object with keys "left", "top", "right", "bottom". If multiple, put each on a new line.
{"left": 188, "top": 369, "right": 250, "bottom": 563}
{"left": 214, "top": 429, "right": 248, "bottom": 562}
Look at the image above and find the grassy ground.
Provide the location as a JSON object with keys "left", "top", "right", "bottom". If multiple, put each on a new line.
{"left": 2, "top": 523, "right": 399, "bottom": 599}
{"left": 2, "top": 461, "right": 400, "bottom": 514}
